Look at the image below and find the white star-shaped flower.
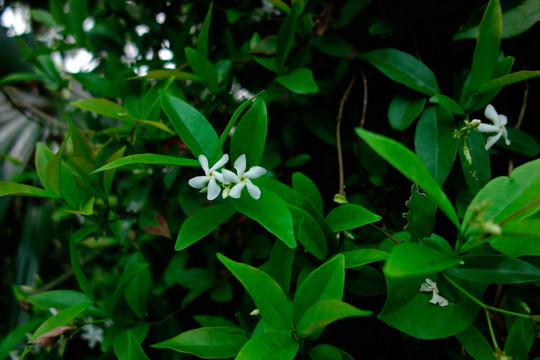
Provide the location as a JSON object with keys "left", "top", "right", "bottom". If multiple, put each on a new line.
{"left": 419, "top": 278, "right": 449, "bottom": 307}
{"left": 188, "top": 154, "right": 229, "bottom": 200}
{"left": 81, "top": 324, "right": 103, "bottom": 349}
{"left": 475, "top": 104, "right": 511, "bottom": 150}
{"left": 222, "top": 154, "right": 267, "bottom": 200}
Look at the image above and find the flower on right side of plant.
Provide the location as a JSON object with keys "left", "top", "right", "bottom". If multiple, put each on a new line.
{"left": 419, "top": 278, "right": 449, "bottom": 307}
{"left": 474, "top": 104, "right": 511, "bottom": 151}
{"left": 221, "top": 154, "right": 267, "bottom": 200}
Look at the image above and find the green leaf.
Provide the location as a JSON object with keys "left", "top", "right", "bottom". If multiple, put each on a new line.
{"left": 0, "top": 318, "right": 42, "bottom": 360}
{"left": 123, "top": 254, "right": 151, "bottom": 320}
{"left": 505, "top": 318, "right": 534, "bottom": 360}
{"left": 236, "top": 333, "right": 298, "bottom": 360}
{"left": 35, "top": 143, "right": 55, "bottom": 193}
{"left": 403, "top": 185, "right": 437, "bottom": 241}
{"left": 152, "top": 327, "right": 250, "bottom": 359}
{"left": 292, "top": 172, "right": 324, "bottom": 215}
{"left": 428, "top": 94, "right": 465, "bottom": 115}
{"left": 276, "top": 4, "right": 299, "bottom": 71}
{"left": 231, "top": 189, "right": 296, "bottom": 249}
{"left": 276, "top": 68, "right": 319, "bottom": 94}
{"left": 387, "top": 94, "right": 426, "bottom": 131}
{"left": 289, "top": 205, "right": 328, "bottom": 260}
{"left": 356, "top": 128, "right": 460, "bottom": 229}
{"left": 378, "top": 275, "right": 486, "bottom": 339}
{"left": 94, "top": 153, "right": 199, "bottom": 173}
{"left": 231, "top": 100, "right": 268, "bottom": 167}
{"left": 489, "top": 215, "right": 540, "bottom": 257}
{"left": 45, "top": 136, "right": 68, "bottom": 198}
{"left": 478, "top": 70, "right": 540, "bottom": 92}
{"left": 309, "top": 36, "right": 357, "bottom": 59}
{"left": 160, "top": 90, "right": 221, "bottom": 159}
{"left": 335, "top": 0, "right": 373, "bottom": 27}
{"left": 293, "top": 255, "right": 345, "bottom": 325}
{"left": 447, "top": 254, "right": 540, "bottom": 284}
{"left": 26, "top": 290, "right": 105, "bottom": 317}
{"left": 104, "top": 263, "right": 150, "bottom": 314}
{"left": 103, "top": 146, "right": 125, "bottom": 196}
{"left": 458, "top": 132, "right": 491, "bottom": 195}
{"left": 309, "top": 344, "right": 354, "bottom": 360}
{"left": 197, "top": 3, "right": 213, "bottom": 61}
{"left": 358, "top": 48, "right": 440, "bottom": 96}
{"left": 296, "top": 299, "right": 372, "bottom": 337}
{"left": 71, "top": 98, "right": 130, "bottom": 120}
{"left": 415, "top": 106, "right": 458, "bottom": 186}
{"left": 456, "top": 325, "right": 494, "bottom": 360}
{"left": 0, "top": 182, "right": 55, "bottom": 198}
{"left": 176, "top": 202, "right": 237, "bottom": 251}
{"left": 470, "top": 0, "right": 502, "bottom": 90}
{"left": 69, "top": 233, "right": 95, "bottom": 301}
{"left": 114, "top": 327, "right": 151, "bottom": 360}
{"left": 185, "top": 47, "right": 220, "bottom": 92}
{"left": 383, "top": 242, "right": 462, "bottom": 278}
{"left": 325, "top": 203, "right": 381, "bottom": 233}
{"left": 343, "top": 249, "right": 388, "bottom": 268}
{"left": 67, "top": 117, "right": 94, "bottom": 163}
{"left": 217, "top": 254, "right": 294, "bottom": 330}
{"left": 503, "top": 127, "right": 540, "bottom": 157}
{"left": 133, "top": 69, "right": 200, "bottom": 81}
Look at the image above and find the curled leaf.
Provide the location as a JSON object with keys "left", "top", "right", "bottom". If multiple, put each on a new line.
{"left": 27, "top": 325, "right": 77, "bottom": 346}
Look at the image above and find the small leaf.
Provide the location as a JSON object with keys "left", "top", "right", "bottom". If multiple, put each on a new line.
{"left": 276, "top": 4, "right": 299, "bottom": 71}
{"left": 458, "top": 131, "right": 491, "bottom": 195}
{"left": 71, "top": 98, "right": 130, "bottom": 120}
{"left": 230, "top": 100, "right": 268, "bottom": 167}
{"left": 289, "top": 205, "right": 328, "bottom": 260}
{"left": 325, "top": 203, "right": 381, "bottom": 233}
{"left": 456, "top": 325, "right": 494, "bottom": 360}
{"left": 478, "top": 70, "right": 540, "bottom": 92}
{"left": 28, "top": 326, "right": 77, "bottom": 346}
{"left": 152, "top": 327, "right": 250, "bottom": 359}
{"left": 93, "top": 154, "right": 199, "bottom": 173}
{"left": 296, "top": 299, "right": 372, "bottom": 337}
{"left": 235, "top": 333, "right": 298, "bottom": 360}
{"left": 388, "top": 94, "right": 426, "bottom": 131}
{"left": 343, "top": 249, "right": 388, "bottom": 268}
{"left": 429, "top": 94, "right": 465, "bottom": 115}
{"left": 309, "top": 36, "right": 357, "bottom": 59}
{"left": 276, "top": 68, "right": 318, "bottom": 94}
{"left": 0, "top": 182, "right": 55, "bottom": 198}
{"left": 403, "top": 185, "right": 437, "bottom": 241}
{"left": 140, "top": 210, "right": 171, "bottom": 238}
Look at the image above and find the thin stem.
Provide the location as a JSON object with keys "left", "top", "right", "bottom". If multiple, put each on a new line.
{"left": 359, "top": 67, "right": 368, "bottom": 129}
{"left": 485, "top": 308, "right": 500, "bottom": 351}
{"left": 369, "top": 224, "right": 400, "bottom": 245}
{"left": 336, "top": 71, "right": 357, "bottom": 197}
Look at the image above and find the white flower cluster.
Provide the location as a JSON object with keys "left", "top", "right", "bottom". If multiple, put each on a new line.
{"left": 188, "top": 154, "right": 267, "bottom": 200}
{"left": 419, "top": 278, "right": 449, "bottom": 307}
{"left": 473, "top": 104, "right": 511, "bottom": 151}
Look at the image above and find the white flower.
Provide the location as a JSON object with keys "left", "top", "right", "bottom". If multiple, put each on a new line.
{"left": 475, "top": 104, "right": 510, "bottom": 150}
{"left": 419, "top": 278, "right": 449, "bottom": 307}
{"left": 188, "top": 154, "right": 229, "bottom": 200}
{"left": 222, "top": 155, "right": 267, "bottom": 200}
{"left": 81, "top": 324, "right": 103, "bottom": 349}
{"left": 38, "top": 26, "right": 64, "bottom": 47}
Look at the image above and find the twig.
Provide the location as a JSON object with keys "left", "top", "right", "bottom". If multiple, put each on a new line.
{"left": 508, "top": 81, "right": 529, "bottom": 174}
{"left": 336, "top": 71, "right": 357, "bottom": 196}
{"left": 359, "top": 67, "right": 368, "bottom": 129}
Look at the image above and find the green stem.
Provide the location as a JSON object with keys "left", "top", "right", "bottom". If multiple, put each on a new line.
{"left": 484, "top": 308, "right": 500, "bottom": 351}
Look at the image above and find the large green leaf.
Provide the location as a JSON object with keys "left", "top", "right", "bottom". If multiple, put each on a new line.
{"left": 231, "top": 188, "right": 296, "bottom": 249}
{"left": 93, "top": 153, "right": 199, "bottom": 173}
{"left": 152, "top": 327, "right": 250, "bottom": 359}
{"left": 293, "top": 255, "right": 344, "bottom": 325}
{"left": 378, "top": 274, "right": 486, "bottom": 339}
{"left": 26, "top": 290, "right": 105, "bottom": 317}
{"left": 403, "top": 185, "right": 437, "bottom": 241}
{"left": 447, "top": 254, "right": 540, "bottom": 283}
{"left": 160, "top": 90, "right": 220, "bottom": 160}
{"left": 489, "top": 214, "right": 540, "bottom": 256}
{"left": 383, "top": 242, "right": 462, "bottom": 278}
{"left": 358, "top": 48, "right": 440, "bottom": 96}
{"left": 217, "top": 254, "right": 294, "bottom": 330}
{"left": 176, "top": 202, "right": 237, "bottom": 251}
{"left": 296, "top": 299, "right": 371, "bottom": 337}
{"left": 470, "top": 0, "right": 502, "bottom": 90}
{"left": 356, "top": 128, "right": 460, "bottom": 228}
{"left": 0, "top": 182, "right": 55, "bottom": 198}
{"left": 343, "top": 249, "right": 388, "bottom": 268}
{"left": 415, "top": 106, "right": 458, "bottom": 186}
{"left": 235, "top": 333, "right": 298, "bottom": 360}
{"left": 477, "top": 70, "right": 540, "bottom": 92}
{"left": 458, "top": 131, "right": 491, "bottom": 195}
{"left": 230, "top": 100, "right": 268, "bottom": 167}
{"left": 325, "top": 203, "right": 381, "bottom": 233}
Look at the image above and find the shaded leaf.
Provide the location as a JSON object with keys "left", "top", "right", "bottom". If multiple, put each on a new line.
{"left": 388, "top": 94, "right": 426, "bottom": 131}
{"left": 404, "top": 185, "right": 437, "bottom": 241}
{"left": 236, "top": 333, "right": 298, "bottom": 360}
{"left": 93, "top": 154, "right": 199, "bottom": 173}
{"left": 276, "top": 68, "right": 318, "bottom": 94}
{"left": 325, "top": 203, "right": 381, "bottom": 233}
{"left": 28, "top": 326, "right": 77, "bottom": 346}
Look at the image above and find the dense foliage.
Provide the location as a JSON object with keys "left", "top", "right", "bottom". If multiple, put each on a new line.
{"left": 1, "top": 0, "right": 540, "bottom": 359}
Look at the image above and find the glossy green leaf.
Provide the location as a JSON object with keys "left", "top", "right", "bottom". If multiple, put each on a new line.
{"left": 356, "top": 128, "right": 460, "bottom": 228}
{"left": 343, "top": 249, "right": 388, "bottom": 268}
{"left": 289, "top": 205, "right": 327, "bottom": 260}
{"left": 69, "top": 233, "right": 95, "bottom": 301}
{"left": 135, "top": 119, "right": 175, "bottom": 134}
{"left": 429, "top": 94, "right": 464, "bottom": 115}
{"left": 276, "top": 68, "right": 318, "bottom": 94}
{"left": 71, "top": 98, "right": 130, "bottom": 120}
{"left": 458, "top": 132, "right": 491, "bottom": 195}
{"left": 26, "top": 290, "right": 105, "bottom": 317}
{"left": 309, "top": 36, "right": 357, "bottom": 59}
{"left": 297, "top": 299, "right": 372, "bottom": 337}
{"left": 309, "top": 344, "right": 354, "bottom": 360}
{"left": 152, "top": 327, "right": 250, "bottom": 358}
{"left": 415, "top": 106, "right": 458, "bottom": 186}
{"left": 404, "top": 185, "right": 437, "bottom": 241}
{"left": 160, "top": 90, "right": 220, "bottom": 159}
{"left": 0, "top": 182, "right": 55, "bottom": 198}
{"left": 293, "top": 255, "right": 345, "bottom": 325}
{"left": 292, "top": 172, "right": 324, "bottom": 215}
{"left": 358, "top": 48, "right": 440, "bottom": 96}
{"left": 176, "top": 202, "right": 237, "bottom": 251}
{"left": 455, "top": 325, "right": 494, "bottom": 360}
{"left": 470, "top": 0, "right": 502, "bottom": 90}
{"left": 94, "top": 153, "right": 199, "bottom": 173}
{"left": 489, "top": 215, "right": 540, "bottom": 257}
{"left": 231, "top": 188, "right": 296, "bottom": 249}
{"left": 383, "top": 242, "right": 462, "bottom": 278}
{"left": 505, "top": 318, "right": 534, "bottom": 360}
{"left": 185, "top": 47, "right": 219, "bottom": 92}
{"left": 217, "top": 253, "right": 294, "bottom": 330}
{"left": 231, "top": 100, "right": 268, "bottom": 167}
{"left": 35, "top": 143, "right": 54, "bottom": 193}
{"left": 114, "top": 328, "right": 150, "bottom": 360}
{"left": 67, "top": 117, "right": 94, "bottom": 163}
{"left": 134, "top": 69, "right": 200, "bottom": 81}
{"left": 478, "top": 70, "right": 540, "bottom": 92}
{"left": 325, "top": 203, "right": 381, "bottom": 233}
{"left": 447, "top": 254, "right": 540, "bottom": 283}
{"left": 378, "top": 274, "right": 486, "bottom": 339}
{"left": 276, "top": 4, "right": 299, "bottom": 71}
{"left": 387, "top": 94, "right": 426, "bottom": 131}
{"left": 236, "top": 333, "right": 298, "bottom": 360}
{"left": 197, "top": 3, "right": 213, "bottom": 61}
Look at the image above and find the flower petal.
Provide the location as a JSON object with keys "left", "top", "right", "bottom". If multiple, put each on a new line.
{"left": 485, "top": 132, "right": 503, "bottom": 150}
{"left": 498, "top": 114, "right": 507, "bottom": 127}
{"left": 207, "top": 177, "right": 221, "bottom": 200}
{"left": 188, "top": 176, "right": 209, "bottom": 189}
{"left": 198, "top": 155, "right": 209, "bottom": 173}
{"left": 210, "top": 154, "right": 229, "bottom": 171}
{"left": 234, "top": 154, "right": 247, "bottom": 175}
{"left": 420, "top": 283, "right": 434, "bottom": 292}
{"left": 502, "top": 128, "right": 511, "bottom": 145}
{"left": 244, "top": 166, "right": 267, "bottom": 179}
{"left": 229, "top": 183, "right": 246, "bottom": 198}
{"left": 477, "top": 123, "right": 498, "bottom": 133}
{"left": 246, "top": 181, "right": 261, "bottom": 200}
{"left": 484, "top": 104, "right": 498, "bottom": 124}
{"left": 222, "top": 168, "right": 239, "bottom": 184}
